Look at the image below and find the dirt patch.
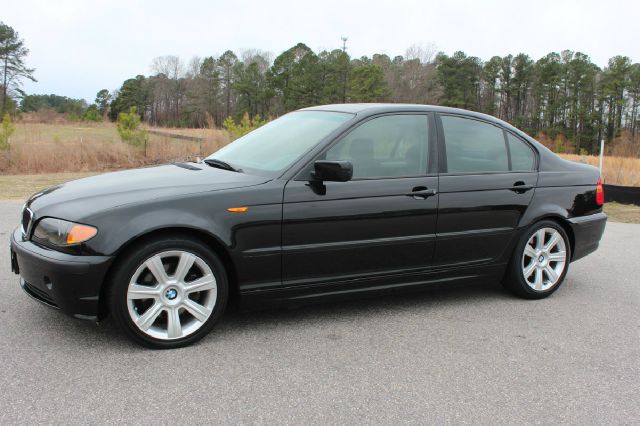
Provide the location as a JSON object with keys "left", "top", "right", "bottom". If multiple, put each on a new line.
{"left": 604, "top": 202, "right": 640, "bottom": 224}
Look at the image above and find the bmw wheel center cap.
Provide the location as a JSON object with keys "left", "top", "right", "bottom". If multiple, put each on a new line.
{"left": 165, "top": 288, "right": 178, "bottom": 300}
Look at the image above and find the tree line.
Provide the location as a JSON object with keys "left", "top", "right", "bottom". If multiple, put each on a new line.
{"left": 102, "top": 44, "right": 639, "bottom": 155}
{"left": 436, "top": 51, "right": 640, "bottom": 154}
{"left": 2, "top": 17, "right": 640, "bottom": 156}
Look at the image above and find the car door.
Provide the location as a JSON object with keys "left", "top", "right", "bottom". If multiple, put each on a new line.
{"left": 434, "top": 114, "right": 538, "bottom": 267}
{"left": 282, "top": 113, "right": 438, "bottom": 287}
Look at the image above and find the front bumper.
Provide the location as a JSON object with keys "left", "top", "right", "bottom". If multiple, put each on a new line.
{"left": 10, "top": 228, "right": 114, "bottom": 321}
{"left": 568, "top": 212, "right": 607, "bottom": 261}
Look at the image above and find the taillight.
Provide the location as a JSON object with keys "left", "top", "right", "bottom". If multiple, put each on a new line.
{"left": 596, "top": 177, "right": 604, "bottom": 205}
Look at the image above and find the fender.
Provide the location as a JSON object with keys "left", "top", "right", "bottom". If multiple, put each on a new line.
{"left": 83, "top": 180, "right": 286, "bottom": 293}
{"left": 519, "top": 185, "right": 600, "bottom": 229}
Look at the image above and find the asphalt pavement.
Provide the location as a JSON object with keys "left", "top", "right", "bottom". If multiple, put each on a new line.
{"left": 0, "top": 200, "right": 638, "bottom": 424}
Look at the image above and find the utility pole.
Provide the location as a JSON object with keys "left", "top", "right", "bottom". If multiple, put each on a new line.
{"left": 341, "top": 37, "right": 348, "bottom": 103}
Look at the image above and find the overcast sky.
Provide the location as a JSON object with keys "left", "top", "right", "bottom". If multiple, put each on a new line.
{"left": 5, "top": 0, "right": 640, "bottom": 102}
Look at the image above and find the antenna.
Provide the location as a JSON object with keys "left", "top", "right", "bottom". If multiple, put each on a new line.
{"left": 341, "top": 37, "right": 348, "bottom": 52}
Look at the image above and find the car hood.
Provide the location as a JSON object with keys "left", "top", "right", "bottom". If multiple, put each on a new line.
{"left": 26, "top": 163, "right": 271, "bottom": 221}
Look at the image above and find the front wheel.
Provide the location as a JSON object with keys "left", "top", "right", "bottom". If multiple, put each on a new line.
{"left": 107, "top": 236, "right": 228, "bottom": 349}
{"left": 503, "top": 220, "right": 571, "bottom": 299}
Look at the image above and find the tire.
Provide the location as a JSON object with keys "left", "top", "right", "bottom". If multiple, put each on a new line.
{"left": 503, "top": 220, "right": 571, "bottom": 299}
{"left": 107, "top": 235, "right": 228, "bottom": 349}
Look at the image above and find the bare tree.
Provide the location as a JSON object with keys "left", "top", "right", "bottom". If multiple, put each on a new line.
{"left": 240, "top": 49, "right": 273, "bottom": 73}
{"left": 150, "top": 56, "right": 186, "bottom": 124}
{"left": 405, "top": 42, "right": 437, "bottom": 65}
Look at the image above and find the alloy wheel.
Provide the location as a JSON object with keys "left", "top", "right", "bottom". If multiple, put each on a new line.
{"left": 521, "top": 227, "right": 567, "bottom": 292}
{"left": 126, "top": 250, "right": 217, "bottom": 340}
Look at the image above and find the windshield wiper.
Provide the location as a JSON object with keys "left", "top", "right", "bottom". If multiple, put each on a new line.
{"left": 203, "top": 158, "right": 240, "bottom": 173}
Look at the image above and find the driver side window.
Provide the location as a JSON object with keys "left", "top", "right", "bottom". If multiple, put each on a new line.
{"left": 323, "top": 115, "right": 429, "bottom": 178}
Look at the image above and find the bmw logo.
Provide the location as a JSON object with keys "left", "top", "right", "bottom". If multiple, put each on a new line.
{"left": 165, "top": 288, "right": 178, "bottom": 300}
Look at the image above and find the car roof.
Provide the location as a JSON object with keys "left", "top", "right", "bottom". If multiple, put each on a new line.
{"left": 300, "top": 103, "right": 503, "bottom": 124}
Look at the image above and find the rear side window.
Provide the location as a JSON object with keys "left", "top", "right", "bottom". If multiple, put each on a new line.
{"left": 507, "top": 133, "right": 535, "bottom": 171}
{"left": 324, "top": 114, "right": 429, "bottom": 178}
{"left": 441, "top": 116, "right": 508, "bottom": 173}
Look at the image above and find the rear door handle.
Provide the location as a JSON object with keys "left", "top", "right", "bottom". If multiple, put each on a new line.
{"left": 510, "top": 182, "right": 534, "bottom": 193}
{"left": 407, "top": 186, "right": 437, "bottom": 199}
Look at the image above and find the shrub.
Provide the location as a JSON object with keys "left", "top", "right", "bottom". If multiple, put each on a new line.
{"left": 0, "top": 113, "right": 16, "bottom": 150}
{"left": 117, "top": 106, "right": 147, "bottom": 147}
{"left": 223, "top": 112, "right": 267, "bottom": 139}
{"left": 82, "top": 105, "right": 102, "bottom": 122}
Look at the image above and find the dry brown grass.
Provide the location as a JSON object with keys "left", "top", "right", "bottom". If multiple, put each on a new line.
{"left": 0, "top": 122, "right": 230, "bottom": 174}
{"left": 148, "top": 126, "right": 225, "bottom": 140}
{"left": 19, "top": 110, "right": 74, "bottom": 124}
{"left": 558, "top": 154, "right": 640, "bottom": 186}
{"left": 2, "top": 122, "right": 638, "bottom": 187}
{"left": 0, "top": 172, "right": 99, "bottom": 200}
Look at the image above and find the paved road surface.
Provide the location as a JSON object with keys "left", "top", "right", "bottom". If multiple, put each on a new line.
{"left": 0, "top": 200, "right": 638, "bottom": 424}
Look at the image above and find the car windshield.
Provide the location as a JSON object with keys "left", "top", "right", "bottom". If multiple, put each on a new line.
{"left": 205, "top": 111, "right": 353, "bottom": 177}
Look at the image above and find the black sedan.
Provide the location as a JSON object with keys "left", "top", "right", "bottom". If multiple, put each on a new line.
{"left": 10, "top": 104, "right": 607, "bottom": 348}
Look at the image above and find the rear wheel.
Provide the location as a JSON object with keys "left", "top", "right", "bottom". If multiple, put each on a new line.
{"left": 504, "top": 220, "right": 571, "bottom": 299}
{"left": 108, "top": 236, "right": 228, "bottom": 349}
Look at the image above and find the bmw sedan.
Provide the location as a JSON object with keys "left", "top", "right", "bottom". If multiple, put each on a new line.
{"left": 10, "top": 104, "right": 607, "bottom": 348}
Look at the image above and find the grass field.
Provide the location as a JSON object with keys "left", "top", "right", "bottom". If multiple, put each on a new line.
{"left": 0, "top": 172, "right": 98, "bottom": 200}
{"left": 0, "top": 122, "right": 230, "bottom": 174}
{"left": 2, "top": 122, "right": 638, "bottom": 185}
{"left": 603, "top": 202, "right": 640, "bottom": 223}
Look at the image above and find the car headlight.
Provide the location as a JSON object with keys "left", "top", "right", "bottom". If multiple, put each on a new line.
{"left": 32, "top": 218, "right": 98, "bottom": 246}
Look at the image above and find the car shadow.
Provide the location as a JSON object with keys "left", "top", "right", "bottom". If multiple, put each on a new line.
{"left": 76, "top": 280, "right": 512, "bottom": 350}
{"left": 231, "top": 281, "right": 506, "bottom": 323}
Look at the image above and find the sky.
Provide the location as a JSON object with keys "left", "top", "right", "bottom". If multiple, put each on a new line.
{"left": 4, "top": 0, "right": 640, "bottom": 103}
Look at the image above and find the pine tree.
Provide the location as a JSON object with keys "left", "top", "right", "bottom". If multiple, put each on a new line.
{"left": 0, "top": 22, "right": 36, "bottom": 115}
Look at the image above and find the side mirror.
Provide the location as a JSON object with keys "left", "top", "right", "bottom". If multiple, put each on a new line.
{"left": 313, "top": 160, "right": 353, "bottom": 182}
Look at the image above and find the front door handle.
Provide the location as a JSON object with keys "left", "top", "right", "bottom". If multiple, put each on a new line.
{"left": 407, "top": 186, "right": 437, "bottom": 199}
{"left": 510, "top": 181, "right": 534, "bottom": 193}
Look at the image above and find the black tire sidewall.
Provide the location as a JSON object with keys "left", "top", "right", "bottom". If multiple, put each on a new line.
{"left": 506, "top": 220, "right": 571, "bottom": 299}
{"left": 108, "top": 236, "right": 228, "bottom": 349}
